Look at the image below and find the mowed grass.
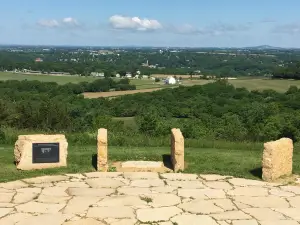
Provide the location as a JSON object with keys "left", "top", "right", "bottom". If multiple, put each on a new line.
{"left": 1, "top": 72, "right": 300, "bottom": 92}
{"left": 0, "top": 144, "right": 299, "bottom": 182}
{"left": 187, "top": 79, "right": 300, "bottom": 92}
{"left": 0, "top": 72, "right": 97, "bottom": 84}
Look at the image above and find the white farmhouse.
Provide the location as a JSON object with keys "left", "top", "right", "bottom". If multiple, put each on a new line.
{"left": 165, "top": 76, "right": 177, "bottom": 85}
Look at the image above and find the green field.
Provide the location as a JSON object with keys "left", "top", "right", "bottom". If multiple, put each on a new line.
{"left": 1, "top": 72, "right": 300, "bottom": 92}
{"left": 0, "top": 72, "right": 97, "bottom": 84}
{"left": 1, "top": 144, "right": 299, "bottom": 182}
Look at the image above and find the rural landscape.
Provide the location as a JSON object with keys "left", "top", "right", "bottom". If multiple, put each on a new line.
{"left": 1, "top": 1, "right": 300, "bottom": 224}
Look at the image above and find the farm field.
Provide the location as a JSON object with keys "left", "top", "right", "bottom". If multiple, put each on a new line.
{"left": 83, "top": 88, "right": 163, "bottom": 98}
{"left": 0, "top": 72, "right": 97, "bottom": 84}
{"left": 1, "top": 144, "right": 299, "bottom": 182}
{"left": 2, "top": 72, "right": 300, "bottom": 94}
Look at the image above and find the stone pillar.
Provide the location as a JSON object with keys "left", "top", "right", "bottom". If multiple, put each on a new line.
{"left": 14, "top": 134, "right": 68, "bottom": 170}
{"left": 171, "top": 128, "right": 184, "bottom": 172}
{"left": 97, "top": 128, "right": 108, "bottom": 172}
{"left": 262, "top": 138, "right": 293, "bottom": 182}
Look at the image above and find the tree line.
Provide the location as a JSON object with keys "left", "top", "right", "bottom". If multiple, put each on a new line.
{"left": 1, "top": 79, "right": 300, "bottom": 144}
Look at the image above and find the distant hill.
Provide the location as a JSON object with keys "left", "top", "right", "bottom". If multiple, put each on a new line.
{"left": 243, "top": 45, "right": 284, "bottom": 50}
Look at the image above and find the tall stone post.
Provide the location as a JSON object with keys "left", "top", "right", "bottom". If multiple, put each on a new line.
{"left": 171, "top": 128, "right": 185, "bottom": 172}
{"left": 262, "top": 138, "right": 293, "bottom": 182}
{"left": 97, "top": 128, "right": 108, "bottom": 172}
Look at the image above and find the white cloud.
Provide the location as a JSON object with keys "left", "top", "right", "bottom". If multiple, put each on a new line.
{"left": 62, "top": 17, "right": 79, "bottom": 26}
{"left": 37, "top": 17, "right": 80, "bottom": 29}
{"left": 109, "top": 15, "right": 162, "bottom": 31}
{"left": 37, "top": 19, "right": 60, "bottom": 28}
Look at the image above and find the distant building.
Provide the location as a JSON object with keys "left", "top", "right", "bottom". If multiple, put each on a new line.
{"left": 165, "top": 76, "right": 176, "bottom": 85}
{"left": 91, "top": 72, "right": 104, "bottom": 77}
{"left": 35, "top": 58, "right": 43, "bottom": 62}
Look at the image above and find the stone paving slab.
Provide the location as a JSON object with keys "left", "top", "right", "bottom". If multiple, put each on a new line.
{"left": 0, "top": 172, "right": 299, "bottom": 225}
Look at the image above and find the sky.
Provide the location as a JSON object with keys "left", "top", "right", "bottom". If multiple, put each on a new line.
{"left": 1, "top": 0, "right": 300, "bottom": 47}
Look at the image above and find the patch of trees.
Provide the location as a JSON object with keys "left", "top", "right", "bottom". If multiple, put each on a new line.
{"left": 272, "top": 62, "right": 300, "bottom": 80}
{"left": 1, "top": 80, "right": 300, "bottom": 143}
{"left": 0, "top": 78, "right": 136, "bottom": 96}
{"left": 0, "top": 50, "right": 293, "bottom": 77}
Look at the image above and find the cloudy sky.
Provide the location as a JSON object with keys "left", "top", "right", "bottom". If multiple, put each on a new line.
{"left": 1, "top": 0, "right": 300, "bottom": 47}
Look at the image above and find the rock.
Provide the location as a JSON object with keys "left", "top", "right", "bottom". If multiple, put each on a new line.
{"left": 0, "top": 193, "right": 14, "bottom": 203}
{"left": 160, "top": 173, "right": 198, "bottom": 181}
{"left": 242, "top": 208, "right": 286, "bottom": 221}
{"left": 109, "top": 219, "right": 137, "bottom": 225}
{"left": 117, "top": 187, "right": 152, "bottom": 196}
{"left": 55, "top": 182, "right": 89, "bottom": 188}
{"left": 97, "top": 128, "right": 108, "bottom": 172}
{"left": 273, "top": 208, "right": 300, "bottom": 221}
{"left": 262, "top": 138, "right": 293, "bottom": 181}
{"left": 148, "top": 194, "right": 181, "bottom": 207}
{"left": 14, "top": 134, "right": 68, "bottom": 170}
{"left": 204, "top": 181, "right": 233, "bottom": 190}
{"left": 287, "top": 196, "right": 300, "bottom": 208}
{"left": 37, "top": 195, "right": 71, "bottom": 204}
{"left": 97, "top": 196, "right": 146, "bottom": 207}
{"left": 16, "top": 202, "right": 65, "bottom": 213}
{"left": 0, "top": 213, "right": 33, "bottom": 225}
{"left": 86, "top": 178, "right": 124, "bottom": 188}
{"left": 84, "top": 172, "right": 122, "bottom": 178}
{"left": 87, "top": 206, "right": 135, "bottom": 219}
{"left": 259, "top": 221, "right": 299, "bottom": 225}
{"left": 0, "top": 208, "right": 13, "bottom": 218}
{"left": 233, "top": 196, "right": 289, "bottom": 208}
{"left": 178, "top": 188, "right": 226, "bottom": 199}
{"left": 130, "top": 179, "right": 164, "bottom": 188}
{"left": 269, "top": 188, "right": 295, "bottom": 197}
{"left": 280, "top": 185, "right": 300, "bottom": 195}
{"left": 178, "top": 199, "right": 224, "bottom": 214}
{"left": 227, "top": 187, "right": 268, "bottom": 197}
{"left": 123, "top": 172, "right": 159, "bottom": 180}
{"left": 151, "top": 186, "right": 177, "bottom": 193}
{"left": 171, "top": 214, "right": 218, "bottom": 225}
{"left": 0, "top": 181, "right": 28, "bottom": 189}
{"left": 137, "top": 206, "right": 182, "bottom": 222}
{"left": 211, "top": 211, "right": 252, "bottom": 220}
{"left": 200, "top": 174, "right": 232, "bottom": 181}
{"left": 15, "top": 213, "right": 71, "bottom": 225}
{"left": 166, "top": 180, "right": 205, "bottom": 189}
{"left": 171, "top": 128, "right": 184, "bottom": 172}
{"left": 68, "top": 188, "right": 115, "bottom": 197}
{"left": 23, "top": 175, "right": 68, "bottom": 184}
{"left": 63, "top": 218, "right": 105, "bottom": 225}
{"left": 228, "top": 178, "right": 267, "bottom": 187}
{"left": 13, "top": 188, "right": 41, "bottom": 204}
{"left": 63, "top": 197, "right": 100, "bottom": 214}
{"left": 41, "top": 187, "right": 69, "bottom": 196}
{"left": 232, "top": 220, "right": 258, "bottom": 225}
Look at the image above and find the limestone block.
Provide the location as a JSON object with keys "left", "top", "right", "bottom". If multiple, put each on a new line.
{"left": 171, "top": 128, "right": 184, "bottom": 172}
{"left": 262, "top": 138, "right": 293, "bottom": 182}
{"left": 97, "top": 128, "right": 108, "bottom": 172}
{"left": 14, "top": 134, "right": 68, "bottom": 170}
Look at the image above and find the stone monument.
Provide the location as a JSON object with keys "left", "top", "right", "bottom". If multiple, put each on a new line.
{"left": 14, "top": 134, "right": 68, "bottom": 170}
{"left": 171, "top": 128, "right": 184, "bottom": 172}
{"left": 262, "top": 138, "right": 293, "bottom": 182}
{"left": 97, "top": 128, "right": 108, "bottom": 172}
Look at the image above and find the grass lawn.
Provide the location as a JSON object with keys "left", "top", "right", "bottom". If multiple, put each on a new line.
{"left": 0, "top": 72, "right": 97, "bottom": 84}
{"left": 187, "top": 79, "right": 300, "bottom": 92}
{"left": 1, "top": 144, "right": 299, "bottom": 183}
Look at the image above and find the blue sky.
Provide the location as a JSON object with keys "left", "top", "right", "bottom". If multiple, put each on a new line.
{"left": 1, "top": 0, "right": 300, "bottom": 47}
